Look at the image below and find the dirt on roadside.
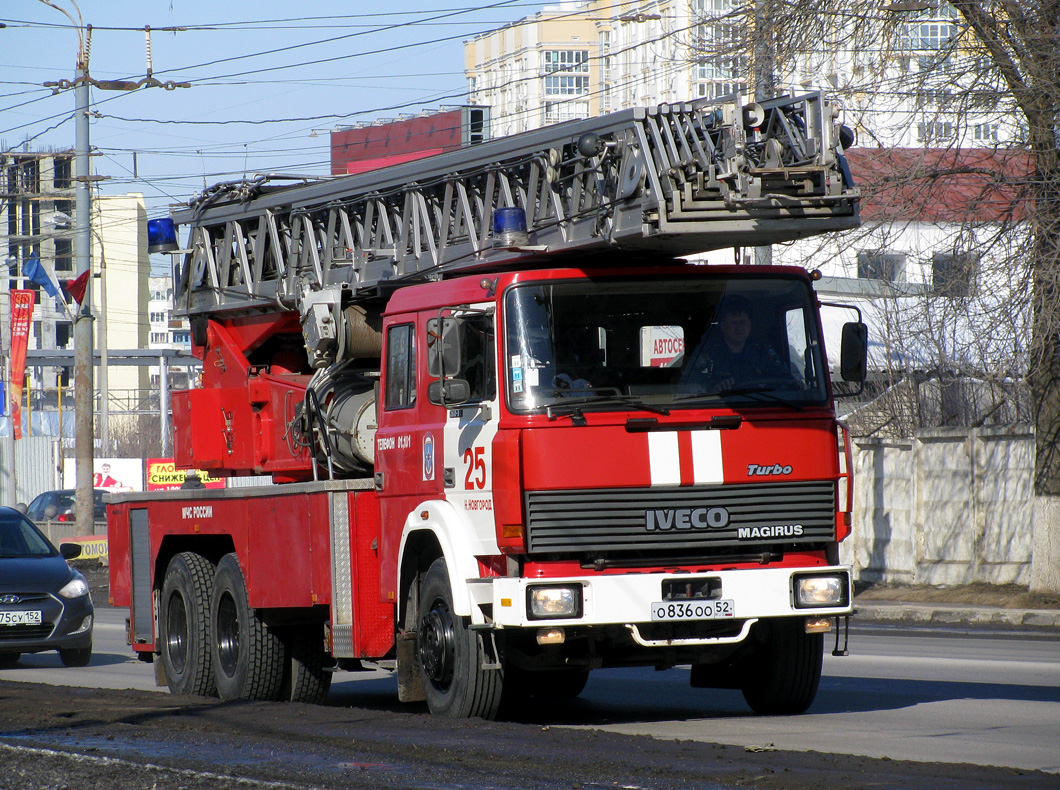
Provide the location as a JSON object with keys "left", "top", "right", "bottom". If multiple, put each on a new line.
{"left": 854, "top": 580, "right": 1060, "bottom": 610}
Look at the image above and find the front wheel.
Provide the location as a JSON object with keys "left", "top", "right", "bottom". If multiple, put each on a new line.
{"left": 210, "top": 553, "right": 284, "bottom": 700}
{"left": 416, "top": 558, "right": 503, "bottom": 719}
{"left": 740, "top": 618, "right": 823, "bottom": 715}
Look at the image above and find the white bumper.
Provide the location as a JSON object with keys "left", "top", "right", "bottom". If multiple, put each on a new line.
{"left": 468, "top": 565, "right": 852, "bottom": 629}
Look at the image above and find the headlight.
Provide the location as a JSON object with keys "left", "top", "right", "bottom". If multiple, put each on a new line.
{"left": 527, "top": 585, "right": 582, "bottom": 620}
{"left": 793, "top": 573, "right": 848, "bottom": 608}
{"left": 58, "top": 573, "right": 90, "bottom": 599}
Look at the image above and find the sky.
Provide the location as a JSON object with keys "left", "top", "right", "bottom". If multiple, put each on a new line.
{"left": 0, "top": 1, "right": 554, "bottom": 221}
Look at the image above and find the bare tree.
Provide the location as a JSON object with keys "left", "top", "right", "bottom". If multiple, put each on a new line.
{"left": 108, "top": 414, "right": 164, "bottom": 460}
{"left": 687, "top": 0, "right": 1058, "bottom": 586}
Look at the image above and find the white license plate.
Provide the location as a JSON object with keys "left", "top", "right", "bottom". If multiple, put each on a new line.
{"left": 651, "top": 599, "right": 735, "bottom": 622}
{"left": 0, "top": 610, "right": 42, "bottom": 626}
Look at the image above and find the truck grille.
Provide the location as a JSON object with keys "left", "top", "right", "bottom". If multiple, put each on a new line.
{"left": 525, "top": 480, "right": 835, "bottom": 557}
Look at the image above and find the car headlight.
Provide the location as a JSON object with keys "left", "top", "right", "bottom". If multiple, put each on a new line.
{"left": 793, "top": 573, "right": 848, "bottom": 608}
{"left": 58, "top": 573, "right": 90, "bottom": 599}
{"left": 527, "top": 585, "right": 582, "bottom": 620}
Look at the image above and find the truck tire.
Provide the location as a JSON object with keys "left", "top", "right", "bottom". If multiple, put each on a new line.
{"left": 159, "top": 551, "right": 217, "bottom": 696}
{"left": 282, "top": 623, "right": 332, "bottom": 704}
{"left": 210, "top": 553, "right": 284, "bottom": 701}
{"left": 416, "top": 558, "right": 503, "bottom": 719}
{"left": 741, "top": 617, "right": 823, "bottom": 715}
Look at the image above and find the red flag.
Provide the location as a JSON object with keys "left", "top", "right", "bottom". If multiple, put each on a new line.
{"left": 66, "top": 270, "right": 90, "bottom": 305}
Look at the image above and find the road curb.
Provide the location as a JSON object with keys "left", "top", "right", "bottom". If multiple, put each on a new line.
{"left": 853, "top": 600, "right": 1060, "bottom": 629}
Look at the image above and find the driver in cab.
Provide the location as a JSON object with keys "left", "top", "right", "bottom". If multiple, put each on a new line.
{"left": 687, "top": 295, "right": 787, "bottom": 391}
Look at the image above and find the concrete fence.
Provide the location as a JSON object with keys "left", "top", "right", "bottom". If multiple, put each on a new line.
{"left": 843, "top": 425, "right": 1036, "bottom": 586}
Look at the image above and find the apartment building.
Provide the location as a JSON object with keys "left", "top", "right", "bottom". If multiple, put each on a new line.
{"left": 1, "top": 150, "right": 150, "bottom": 432}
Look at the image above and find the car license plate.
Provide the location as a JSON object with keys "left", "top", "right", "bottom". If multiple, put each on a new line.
{"left": 651, "top": 599, "right": 734, "bottom": 622}
{"left": 0, "top": 610, "right": 42, "bottom": 626}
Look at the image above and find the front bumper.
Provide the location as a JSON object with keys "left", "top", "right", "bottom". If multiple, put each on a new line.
{"left": 0, "top": 592, "right": 94, "bottom": 655}
{"left": 471, "top": 565, "right": 852, "bottom": 632}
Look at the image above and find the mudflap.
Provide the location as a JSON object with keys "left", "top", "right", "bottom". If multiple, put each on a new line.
{"left": 397, "top": 630, "right": 425, "bottom": 702}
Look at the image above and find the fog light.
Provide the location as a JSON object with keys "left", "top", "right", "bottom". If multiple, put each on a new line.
{"left": 70, "top": 614, "right": 93, "bottom": 635}
{"left": 794, "top": 574, "right": 847, "bottom": 608}
{"left": 527, "top": 585, "right": 582, "bottom": 620}
{"left": 536, "top": 628, "right": 565, "bottom": 645}
{"left": 804, "top": 617, "right": 832, "bottom": 633}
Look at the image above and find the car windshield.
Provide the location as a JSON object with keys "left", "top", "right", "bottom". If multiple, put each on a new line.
{"left": 0, "top": 513, "right": 56, "bottom": 558}
{"left": 504, "top": 275, "right": 828, "bottom": 414}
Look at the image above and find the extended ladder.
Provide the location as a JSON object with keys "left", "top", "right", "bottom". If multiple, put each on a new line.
{"left": 172, "top": 91, "right": 859, "bottom": 320}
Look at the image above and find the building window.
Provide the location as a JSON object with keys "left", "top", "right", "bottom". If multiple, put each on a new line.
{"left": 54, "top": 238, "right": 72, "bottom": 273}
{"left": 974, "top": 123, "right": 999, "bottom": 141}
{"left": 544, "top": 101, "right": 590, "bottom": 124}
{"left": 900, "top": 21, "right": 958, "bottom": 51}
{"left": 932, "top": 251, "right": 978, "bottom": 297}
{"left": 544, "top": 74, "right": 590, "bottom": 96}
{"left": 917, "top": 121, "right": 955, "bottom": 142}
{"left": 53, "top": 158, "right": 72, "bottom": 189}
{"left": 857, "top": 251, "right": 906, "bottom": 282}
{"left": 543, "top": 50, "right": 588, "bottom": 74}
{"left": 55, "top": 322, "right": 71, "bottom": 348}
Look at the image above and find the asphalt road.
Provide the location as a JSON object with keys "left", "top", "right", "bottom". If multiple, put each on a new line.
{"left": 2, "top": 607, "right": 1058, "bottom": 778}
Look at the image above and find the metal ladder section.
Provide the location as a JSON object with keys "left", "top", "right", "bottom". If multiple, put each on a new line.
{"left": 172, "top": 91, "right": 859, "bottom": 320}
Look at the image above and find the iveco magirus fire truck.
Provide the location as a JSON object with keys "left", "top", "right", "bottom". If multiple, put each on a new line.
{"left": 108, "top": 91, "right": 866, "bottom": 719}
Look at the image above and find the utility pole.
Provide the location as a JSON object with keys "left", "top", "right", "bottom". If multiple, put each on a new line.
{"left": 72, "top": 28, "right": 95, "bottom": 537}
{"left": 36, "top": 5, "right": 189, "bottom": 533}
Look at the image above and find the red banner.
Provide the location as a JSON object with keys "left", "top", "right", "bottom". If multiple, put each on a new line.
{"left": 8, "top": 290, "right": 35, "bottom": 440}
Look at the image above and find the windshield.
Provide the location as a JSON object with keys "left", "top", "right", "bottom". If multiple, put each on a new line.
{"left": 504, "top": 275, "right": 828, "bottom": 413}
{"left": 0, "top": 513, "right": 56, "bottom": 558}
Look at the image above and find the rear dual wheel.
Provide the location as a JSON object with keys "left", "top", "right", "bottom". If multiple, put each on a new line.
{"left": 161, "top": 552, "right": 328, "bottom": 703}
{"left": 159, "top": 552, "right": 217, "bottom": 696}
{"left": 210, "top": 553, "right": 285, "bottom": 701}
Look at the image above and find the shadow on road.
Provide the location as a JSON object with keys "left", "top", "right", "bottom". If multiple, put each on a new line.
{"left": 328, "top": 667, "right": 1060, "bottom": 726}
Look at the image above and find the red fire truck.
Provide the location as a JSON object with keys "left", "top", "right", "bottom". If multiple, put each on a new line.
{"left": 109, "top": 92, "right": 865, "bottom": 719}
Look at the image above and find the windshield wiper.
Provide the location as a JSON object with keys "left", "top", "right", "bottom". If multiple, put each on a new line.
{"left": 674, "top": 386, "right": 803, "bottom": 410}
{"left": 546, "top": 394, "right": 670, "bottom": 420}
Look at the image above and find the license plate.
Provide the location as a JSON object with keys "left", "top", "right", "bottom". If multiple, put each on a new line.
{"left": 651, "top": 599, "right": 735, "bottom": 622}
{"left": 0, "top": 610, "right": 42, "bottom": 626}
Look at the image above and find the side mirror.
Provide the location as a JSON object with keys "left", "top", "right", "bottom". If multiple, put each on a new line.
{"left": 840, "top": 322, "right": 868, "bottom": 383}
{"left": 428, "top": 378, "right": 471, "bottom": 407}
{"left": 427, "top": 317, "right": 462, "bottom": 377}
{"left": 59, "top": 543, "right": 83, "bottom": 561}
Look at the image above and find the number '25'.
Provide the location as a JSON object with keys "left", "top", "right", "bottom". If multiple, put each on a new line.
{"left": 463, "top": 446, "right": 486, "bottom": 489}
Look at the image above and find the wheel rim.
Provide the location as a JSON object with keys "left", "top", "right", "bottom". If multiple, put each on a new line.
{"left": 419, "top": 597, "right": 455, "bottom": 691}
{"left": 216, "top": 590, "right": 240, "bottom": 678}
{"left": 165, "top": 591, "right": 189, "bottom": 673}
